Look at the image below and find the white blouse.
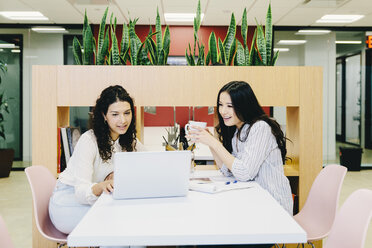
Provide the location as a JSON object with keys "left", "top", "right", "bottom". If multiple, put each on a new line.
{"left": 220, "top": 121, "right": 293, "bottom": 215}
{"left": 58, "top": 129, "right": 146, "bottom": 205}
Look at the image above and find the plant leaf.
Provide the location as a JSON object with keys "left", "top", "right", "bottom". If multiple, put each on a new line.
{"left": 223, "top": 13, "right": 236, "bottom": 65}
{"left": 156, "top": 7, "right": 163, "bottom": 62}
{"left": 256, "top": 23, "right": 266, "bottom": 65}
{"left": 97, "top": 30, "right": 109, "bottom": 65}
{"left": 208, "top": 32, "right": 218, "bottom": 65}
{"left": 97, "top": 7, "right": 108, "bottom": 58}
{"left": 205, "top": 50, "right": 211, "bottom": 65}
{"left": 265, "top": 3, "right": 272, "bottom": 65}
{"left": 218, "top": 38, "right": 226, "bottom": 65}
{"left": 227, "top": 38, "right": 237, "bottom": 65}
{"left": 272, "top": 50, "right": 279, "bottom": 65}
{"left": 72, "top": 37, "right": 83, "bottom": 65}
{"left": 83, "top": 25, "right": 94, "bottom": 65}
{"left": 235, "top": 40, "right": 245, "bottom": 66}
{"left": 128, "top": 18, "right": 139, "bottom": 65}
{"left": 120, "top": 24, "right": 130, "bottom": 57}
{"left": 241, "top": 8, "right": 248, "bottom": 47}
{"left": 162, "top": 26, "right": 170, "bottom": 65}
{"left": 248, "top": 28, "right": 257, "bottom": 66}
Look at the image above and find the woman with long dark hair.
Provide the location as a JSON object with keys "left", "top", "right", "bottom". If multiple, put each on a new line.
{"left": 189, "top": 81, "right": 293, "bottom": 215}
{"left": 49, "top": 85, "right": 145, "bottom": 234}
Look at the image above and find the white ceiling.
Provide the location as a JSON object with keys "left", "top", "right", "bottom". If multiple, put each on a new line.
{"left": 0, "top": 0, "right": 372, "bottom": 27}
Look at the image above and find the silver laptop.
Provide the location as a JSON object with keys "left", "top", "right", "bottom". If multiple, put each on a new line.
{"left": 113, "top": 151, "right": 192, "bottom": 199}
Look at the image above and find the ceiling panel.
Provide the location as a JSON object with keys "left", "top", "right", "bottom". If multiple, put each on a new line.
{"left": 204, "top": 0, "right": 255, "bottom": 26}
{"left": 277, "top": 7, "right": 335, "bottom": 26}
{"left": 0, "top": 0, "right": 370, "bottom": 27}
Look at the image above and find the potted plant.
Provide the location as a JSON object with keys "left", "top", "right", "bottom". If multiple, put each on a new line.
{"left": 0, "top": 59, "right": 14, "bottom": 178}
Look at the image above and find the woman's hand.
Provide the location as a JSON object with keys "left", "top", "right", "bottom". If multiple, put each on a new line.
{"left": 187, "top": 126, "right": 217, "bottom": 147}
{"left": 104, "top": 172, "right": 114, "bottom": 181}
{"left": 92, "top": 180, "right": 114, "bottom": 197}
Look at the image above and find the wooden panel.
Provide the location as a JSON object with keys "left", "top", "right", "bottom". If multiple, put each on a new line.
{"left": 32, "top": 66, "right": 58, "bottom": 247}
{"left": 32, "top": 65, "right": 322, "bottom": 248}
{"left": 298, "top": 67, "right": 323, "bottom": 208}
{"left": 54, "top": 66, "right": 300, "bottom": 107}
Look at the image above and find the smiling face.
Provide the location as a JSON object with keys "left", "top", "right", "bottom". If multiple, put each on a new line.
{"left": 218, "top": 91, "right": 244, "bottom": 129}
{"left": 104, "top": 100, "right": 132, "bottom": 141}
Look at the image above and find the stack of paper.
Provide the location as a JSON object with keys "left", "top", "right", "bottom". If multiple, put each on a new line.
{"left": 189, "top": 178, "right": 254, "bottom": 194}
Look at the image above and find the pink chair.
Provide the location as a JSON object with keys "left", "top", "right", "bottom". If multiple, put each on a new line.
{"left": 324, "top": 189, "right": 372, "bottom": 248}
{"left": 25, "top": 165, "right": 67, "bottom": 248}
{"left": 0, "top": 215, "right": 14, "bottom": 248}
{"left": 293, "top": 164, "right": 347, "bottom": 248}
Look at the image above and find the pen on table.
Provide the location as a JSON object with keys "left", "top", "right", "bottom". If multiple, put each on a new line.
{"left": 225, "top": 180, "right": 238, "bottom": 185}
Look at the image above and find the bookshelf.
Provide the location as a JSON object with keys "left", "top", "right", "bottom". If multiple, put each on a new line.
{"left": 32, "top": 65, "right": 322, "bottom": 248}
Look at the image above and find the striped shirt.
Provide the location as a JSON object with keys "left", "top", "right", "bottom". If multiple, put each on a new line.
{"left": 220, "top": 121, "right": 293, "bottom": 215}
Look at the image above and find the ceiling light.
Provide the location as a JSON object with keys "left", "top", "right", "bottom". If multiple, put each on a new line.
{"left": 296, "top": 30, "right": 331, "bottom": 35}
{"left": 277, "top": 40, "right": 307, "bottom": 45}
{"left": 0, "top": 11, "right": 48, "bottom": 20}
{"left": 164, "top": 13, "right": 204, "bottom": 22}
{"left": 335, "top": 40, "right": 362, "bottom": 44}
{"left": 0, "top": 49, "right": 4, "bottom": 52}
{"left": 31, "top": 27, "right": 67, "bottom": 33}
{"left": 11, "top": 49, "right": 21, "bottom": 53}
{"left": 274, "top": 48, "right": 290, "bottom": 52}
{"left": 0, "top": 43, "right": 15, "bottom": 48}
{"left": 316, "top": 14, "right": 364, "bottom": 23}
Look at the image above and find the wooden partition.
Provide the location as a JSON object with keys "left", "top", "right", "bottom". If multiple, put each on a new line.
{"left": 32, "top": 65, "right": 322, "bottom": 248}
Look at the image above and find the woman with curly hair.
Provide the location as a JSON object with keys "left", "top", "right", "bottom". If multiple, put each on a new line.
{"left": 49, "top": 85, "right": 145, "bottom": 234}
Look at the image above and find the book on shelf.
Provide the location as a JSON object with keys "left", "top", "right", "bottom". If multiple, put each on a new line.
{"left": 66, "top": 127, "right": 81, "bottom": 155}
{"left": 59, "top": 127, "right": 82, "bottom": 173}
{"left": 189, "top": 177, "right": 254, "bottom": 194}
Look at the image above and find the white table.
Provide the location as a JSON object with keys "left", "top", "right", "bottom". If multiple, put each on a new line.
{"left": 68, "top": 171, "right": 306, "bottom": 247}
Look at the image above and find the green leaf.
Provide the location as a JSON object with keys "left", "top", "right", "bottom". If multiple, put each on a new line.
{"left": 218, "top": 38, "right": 226, "bottom": 65}
{"left": 110, "top": 24, "right": 120, "bottom": 65}
{"left": 256, "top": 24, "right": 266, "bottom": 65}
{"left": 235, "top": 40, "right": 245, "bottom": 66}
{"left": 147, "top": 38, "right": 157, "bottom": 65}
{"left": 129, "top": 18, "right": 139, "bottom": 65}
{"left": 72, "top": 37, "right": 82, "bottom": 65}
{"left": 156, "top": 7, "right": 163, "bottom": 62}
{"left": 162, "top": 26, "right": 170, "bottom": 65}
{"left": 197, "top": 43, "right": 205, "bottom": 66}
{"left": 83, "top": 9, "right": 89, "bottom": 39}
{"left": 120, "top": 24, "right": 130, "bottom": 58}
{"left": 97, "top": 31, "right": 109, "bottom": 65}
{"left": 195, "top": 0, "right": 201, "bottom": 33}
{"left": 223, "top": 13, "right": 236, "bottom": 65}
{"left": 265, "top": 3, "right": 272, "bottom": 65}
{"left": 97, "top": 7, "right": 108, "bottom": 58}
{"left": 248, "top": 28, "right": 257, "bottom": 66}
{"left": 83, "top": 25, "right": 94, "bottom": 65}
{"left": 208, "top": 32, "right": 218, "bottom": 65}
{"left": 241, "top": 8, "right": 248, "bottom": 47}
{"left": 205, "top": 51, "right": 211, "bottom": 65}
{"left": 244, "top": 46, "right": 250, "bottom": 66}
{"left": 227, "top": 38, "right": 237, "bottom": 65}
{"left": 272, "top": 50, "right": 279, "bottom": 65}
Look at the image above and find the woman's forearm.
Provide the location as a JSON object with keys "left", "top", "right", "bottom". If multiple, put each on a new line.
{"left": 210, "top": 139, "right": 235, "bottom": 170}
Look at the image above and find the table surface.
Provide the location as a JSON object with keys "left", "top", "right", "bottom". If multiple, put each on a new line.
{"left": 67, "top": 170, "right": 306, "bottom": 247}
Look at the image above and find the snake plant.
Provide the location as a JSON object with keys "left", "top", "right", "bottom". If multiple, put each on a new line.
{"left": 185, "top": 0, "right": 204, "bottom": 66}
{"left": 146, "top": 8, "right": 171, "bottom": 65}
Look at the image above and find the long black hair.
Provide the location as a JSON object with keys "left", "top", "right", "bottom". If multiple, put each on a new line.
{"left": 92, "top": 85, "right": 137, "bottom": 161}
{"left": 216, "top": 81, "right": 287, "bottom": 164}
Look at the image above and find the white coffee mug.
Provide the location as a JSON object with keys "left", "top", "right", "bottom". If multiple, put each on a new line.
{"left": 185, "top": 121, "right": 207, "bottom": 135}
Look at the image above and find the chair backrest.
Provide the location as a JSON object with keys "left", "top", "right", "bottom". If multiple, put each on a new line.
{"left": 25, "top": 165, "right": 67, "bottom": 242}
{"left": 294, "top": 164, "right": 347, "bottom": 240}
{"left": 0, "top": 215, "right": 14, "bottom": 248}
{"left": 324, "top": 189, "right": 372, "bottom": 248}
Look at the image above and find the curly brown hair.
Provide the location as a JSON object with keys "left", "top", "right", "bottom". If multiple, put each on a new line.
{"left": 92, "top": 85, "right": 137, "bottom": 162}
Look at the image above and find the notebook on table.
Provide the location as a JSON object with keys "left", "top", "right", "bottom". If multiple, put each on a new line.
{"left": 113, "top": 151, "right": 192, "bottom": 199}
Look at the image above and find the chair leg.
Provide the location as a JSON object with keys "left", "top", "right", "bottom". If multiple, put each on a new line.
{"left": 308, "top": 241, "right": 315, "bottom": 248}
